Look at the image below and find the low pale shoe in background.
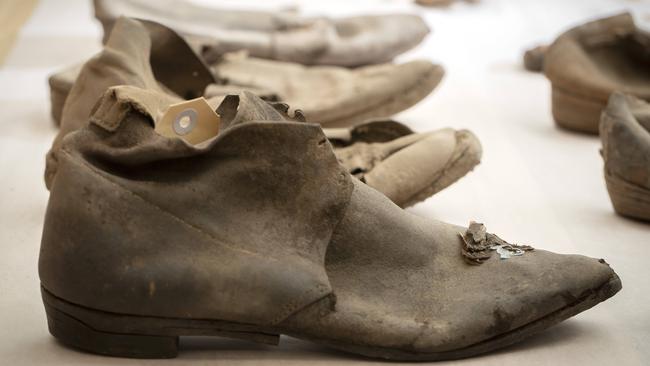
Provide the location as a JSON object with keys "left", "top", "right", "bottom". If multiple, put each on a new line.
{"left": 93, "top": 0, "right": 430, "bottom": 67}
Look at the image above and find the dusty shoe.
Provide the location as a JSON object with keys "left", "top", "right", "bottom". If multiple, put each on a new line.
{"left": 93, "top": 0, "right": 430, "bottom": 67}
{"left": 326, "top": 120, "right": 482, "bottom": 207}
{"left": 205, "top": 53, "right": 443, "bottom": 126}
{"left": 544, "top": 13, "right": 650, "bottom": 134}
{"left": 40, "top": 85, "right": 620, "bottom": 360}
{"left": 48, "top": 51, "right": 444, "bottom": 128}
{"left": 44, "top": 17, "right": 216, "bottom": 188}
{"left": 600, "top": 92, "right": 650, "bottom": 221}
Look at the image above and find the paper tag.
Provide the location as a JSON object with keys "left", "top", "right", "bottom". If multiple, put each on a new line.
{"left": 155, "top": 97, "right": 221, "bottom": 146}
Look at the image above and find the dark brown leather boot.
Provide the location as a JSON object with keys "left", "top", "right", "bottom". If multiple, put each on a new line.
{"left": 40, "top": 85, "right": 621, "bottom": 361}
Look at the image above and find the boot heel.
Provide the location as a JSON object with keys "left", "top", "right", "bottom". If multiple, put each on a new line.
{"left": 43, "top": 292, "right": 178, "bottom": 358}
{"left": 605, "top": 172, "right": 650, "bottom": 222}
{"left": 41, "top": 286, "right": 281, "bottom": 358}
{"left": 551, "top": 85, "right": 603, "bottom": 134}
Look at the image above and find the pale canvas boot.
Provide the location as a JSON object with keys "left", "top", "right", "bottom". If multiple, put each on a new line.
{"left": 44, "top": 17, "right": 462, "bottom": 208}
{"left": 204, "top": 53, "right": 443, "bottom": 126}
{"left": 47, "top": 60, "right": 276, "bottom": 127}
{"left": 326, "top": 120, "right": 482, "bottom": 207}
{"left": 40, "top": 84, "right": 620, "bottom": 361}
{"left": 48, "top": 51, "right": 444, "bottom": 128}
{"left": 544, "top": 13, "right": 650, "bottom": 134}
{"left": 600, "top": 92, "right": 650, "bottom": 221}
{"left": 93, "top": 0, "right": 430, "bottom": 67}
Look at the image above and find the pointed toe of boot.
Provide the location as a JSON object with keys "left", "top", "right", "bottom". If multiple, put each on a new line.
{"left": 397, "top": 60, "right": 445, "bottom": 105}
{"left": 410, "top": 250, "right": 620, "bottom": 357}
{"left": 324, "top": 60, "right": 444, "bottom": 126}
{"left": 399, "top": 59, "right": 444, "bottom": 87}
{"left": 277, "top": 186, "right": 621, "bottom": 360}
{"left": 375, "top": 60, "right": 444, "bottom": 118}
{"left": 326, "top": 14, "right": 430, "bottom": 66}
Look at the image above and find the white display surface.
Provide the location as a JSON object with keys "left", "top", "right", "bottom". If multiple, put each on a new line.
{"left": 0, "top": 0, "right": 648, "bottom": 365}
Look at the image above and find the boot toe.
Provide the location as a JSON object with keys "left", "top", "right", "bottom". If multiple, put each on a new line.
{"left": 415, "top": 248, "right": 621, "bottom": 353}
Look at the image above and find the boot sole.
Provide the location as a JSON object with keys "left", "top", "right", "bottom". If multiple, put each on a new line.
{"left": 551, "top": 85, "right": 605, "bottom": 135}
{"left": 42, "top": 274, "right": 621, "bottom": 361}
{"left": 605, "top": 171, "right": 650, "bottom": 222}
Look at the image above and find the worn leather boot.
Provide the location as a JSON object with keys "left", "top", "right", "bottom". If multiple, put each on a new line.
{"left": 45, "top": 17, "right": 461, "bottom": 207}
{"left": 48, "top": 43, "right": 443, "bottom": 128}
{"left": 600, "top": 92, "right": 650, "bottom": 221}
{"left": 326, "top": 120, "right": 481, "bottom": 207}
{"left": 204, "top": 53, "right": 443, "bottom": 126}
{"left": 40, "top": 84, "right": 620, "bottom": 361}
{"left": 544, "top": 13, "right": 650, "bottom": 134}
{"left": 93, "top": 0, "right": 430, "bottom": 67}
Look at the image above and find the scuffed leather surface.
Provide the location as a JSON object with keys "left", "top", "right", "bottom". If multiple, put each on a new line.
{"left": 281, "top": 179, "right": 616, "bottom": 352}
{"left": 40, "top": 87, "right": 353, "bottom": 325}
{"left": 545, "top": 13, "right": 650, "bottom": 102}
{"left": 600, "top": 92, "right": 650, "bottom": 188}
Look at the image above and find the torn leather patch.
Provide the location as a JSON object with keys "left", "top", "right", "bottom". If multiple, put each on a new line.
{"left": 460, "top": 222, "right": 534, "bottom": 265}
